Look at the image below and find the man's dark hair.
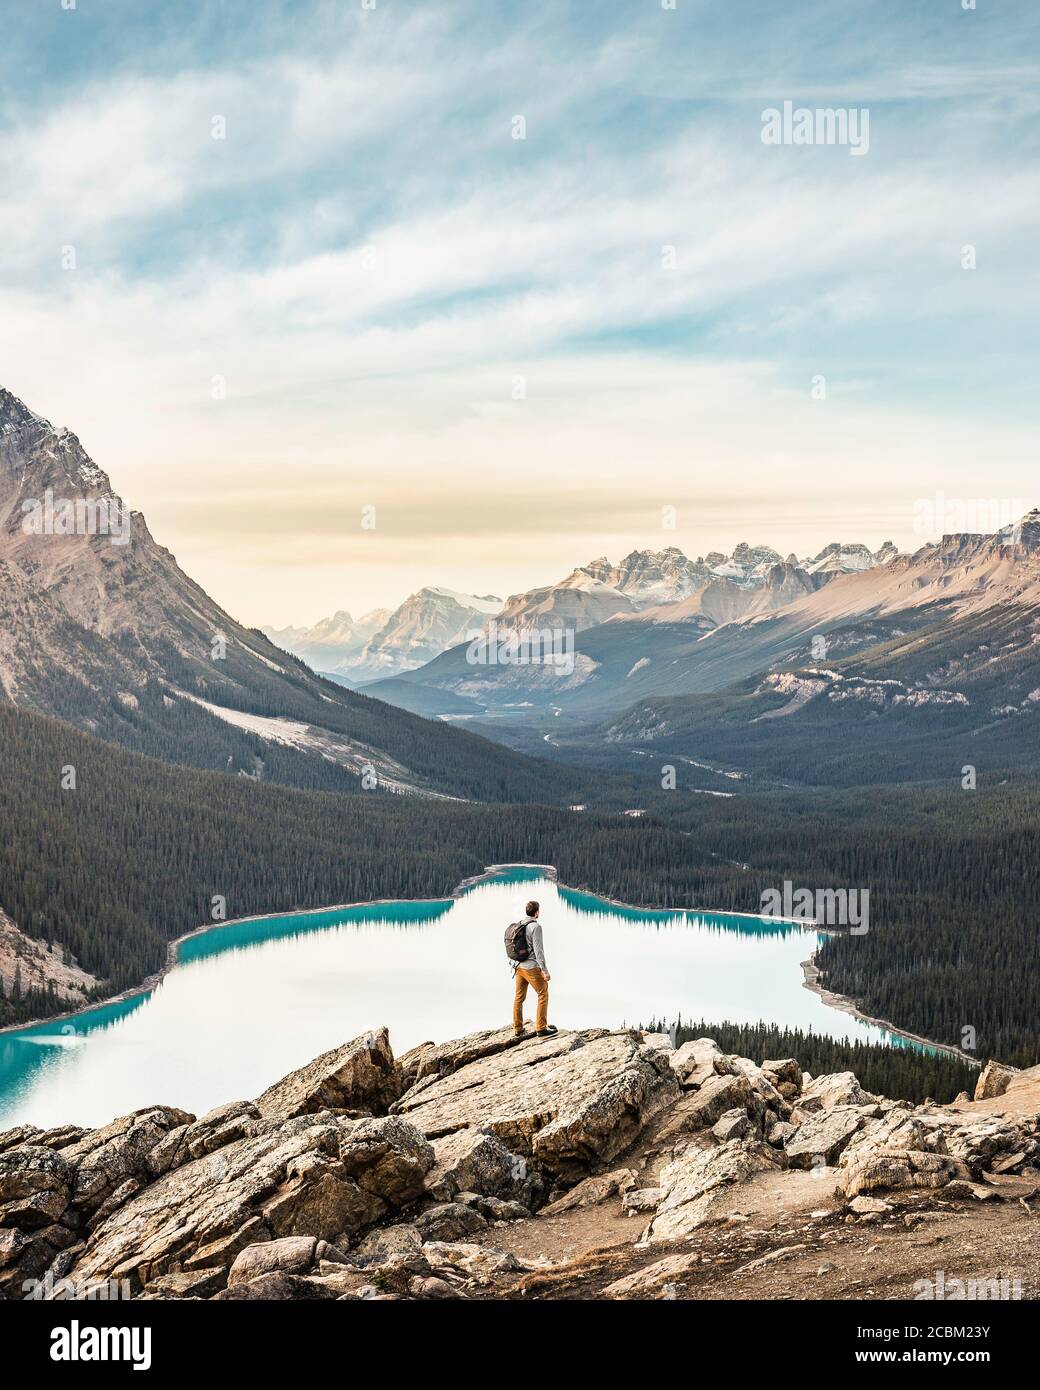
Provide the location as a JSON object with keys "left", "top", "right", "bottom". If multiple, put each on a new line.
{"left": 525, "top": 900, "right": 540, "bottom": 917}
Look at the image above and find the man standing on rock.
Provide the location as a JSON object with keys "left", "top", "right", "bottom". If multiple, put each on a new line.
{"left": 509, "top": 900, "right": 557, "bottom": 1039}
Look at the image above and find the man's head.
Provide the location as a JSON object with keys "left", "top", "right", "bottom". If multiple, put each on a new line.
{"left": 526, "top": 900, "right": 540, "bottom": 919}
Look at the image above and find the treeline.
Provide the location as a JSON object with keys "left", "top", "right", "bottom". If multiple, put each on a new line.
{"left": 0, "top": 703, "right": 716, "bottom": 1025}
{"left": 0, "top": 977, "right": 66, "bottom": 1031}
{"left": 642, "top": 1018, "right": 979, "bottom": 1105}
{"left": 3, "top": 703, "right": 1040, "bottom": 1069}
{"left": 660, "top": 783, "right": 1040, "bottom": 1066}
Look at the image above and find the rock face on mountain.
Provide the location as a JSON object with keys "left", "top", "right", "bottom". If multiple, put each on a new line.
{"left": 0, "top": 909, "right": 98, "bottom": 1006}
{"left": 392, "top": 1027, "right": 678, "bottom": 1178}
{"left": 2, "top": 1025, "right": 1036, "bottom": 1301}
{"left": 270, "top": 589, "right": 505, "bottom": 683}
{"left": 0, "top": 385, "right": 306, "bottom": 707}
{"left": 0, "top": 385, "right": 568, "bottom": 805}
{"left": 351, "top": 588, "right": 503, "bottom": 680}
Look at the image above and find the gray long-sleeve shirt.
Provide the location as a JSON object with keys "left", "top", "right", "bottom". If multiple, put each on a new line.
{"left": 512, "top": 918, "right": 547, "bottom": 974}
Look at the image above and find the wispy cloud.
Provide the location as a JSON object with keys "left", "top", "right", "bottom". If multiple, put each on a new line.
{"left": 1, "top": 0, "right": 1037, "bottom": 623}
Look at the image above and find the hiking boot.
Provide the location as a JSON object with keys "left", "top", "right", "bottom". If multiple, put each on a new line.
{"left": 534, "top": 1025, "right": 558, "bottom": 1037}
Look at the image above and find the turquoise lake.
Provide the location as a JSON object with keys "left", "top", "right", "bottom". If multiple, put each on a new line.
{"left": 0, "top": 868, "right": 917, "bottom": 1128}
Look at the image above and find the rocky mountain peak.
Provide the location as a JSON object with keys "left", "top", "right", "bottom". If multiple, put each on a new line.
{"left": 1002, "top": 508, "right": 1040, "bottom": 551}
{"left": 0, "top": 385, "right": 114, "bottom": 497}
{"left": 0, "top": 385, "right": 48, "bottom": 434}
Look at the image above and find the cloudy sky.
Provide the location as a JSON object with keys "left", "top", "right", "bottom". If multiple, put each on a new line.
{"left": 1, "top": 0, "right": 1037, "bottom": 625}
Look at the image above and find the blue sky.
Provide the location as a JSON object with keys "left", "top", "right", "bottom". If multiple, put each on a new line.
{"left": 1, "top": 0, "right": 1038, "bottom": 623}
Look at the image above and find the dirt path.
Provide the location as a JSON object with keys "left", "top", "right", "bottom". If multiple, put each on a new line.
{"left": 478, "top": 1097, "right": 1040, "bottom": 1301}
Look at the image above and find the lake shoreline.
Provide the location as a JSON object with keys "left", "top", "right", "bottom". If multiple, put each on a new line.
{"left": 800, "top": 955, "right": 980, "bottom": 1067}
{"left": 0, "top": 863, "right": 959, "bottom": 1069}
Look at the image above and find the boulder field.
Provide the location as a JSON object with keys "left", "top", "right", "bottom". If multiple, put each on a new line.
{"left": 1, "top": 1025, "right": 1037, "bottom": 1301}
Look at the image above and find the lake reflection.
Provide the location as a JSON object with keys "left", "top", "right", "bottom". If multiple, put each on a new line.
{"left": 0, "top": 868, "right": 904, "bottom": 1128}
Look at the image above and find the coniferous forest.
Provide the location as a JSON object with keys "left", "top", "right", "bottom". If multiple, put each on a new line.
{"left": 2, "top": 700, "right": 1040, "bottom": 1069}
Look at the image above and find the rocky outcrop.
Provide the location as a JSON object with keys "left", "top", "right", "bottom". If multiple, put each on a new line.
{"left": 393, "top": 1028, "right": 679, "bottom": 1178}
{"left": 0, "top": 1025, "right": 676, "bottom": 1298}
{"left": 255, "top": 1028, "right": 399, "bottom": 1120}
{"left": 643, "top": 1140, "right": 779, "bottom": 1241}
{"left": 2, "top": 1025, "right": 1036, "bottom": 1301}
{"left": 423, "top": 1129, "right": 534, "bottom": 1207}
{"left": 974, "top": 1059, "right": 1015, "bottom": 1102}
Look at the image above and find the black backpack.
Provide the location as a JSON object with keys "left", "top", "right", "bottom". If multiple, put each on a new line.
{"left": 504, "top": 918, "right": 533, "bottom": 963}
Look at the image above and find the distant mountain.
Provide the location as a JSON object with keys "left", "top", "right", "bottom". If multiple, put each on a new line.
{"left": 369, "top": 542, "right": 891, "bottom": 714}
{"left": 272, "top": 540, "right": 898, "bottom": 689}
{"left": 270, "top": 590, "right": 502, "bottom": 682}
{"left": 0, "top": 386, "right": 578, "bottom": 804}
{"left": 543, "top": 516, "right": 1040, "bottom": 787}
{"left": 804, "top": 540, "right": 898, "bottom": 575}
{"left": 372, "top": 523, "right": 1040, "bottom": 729}
{"left": 352, "top": 587, "right": 501, "bottom": 679}
{"left": 264, "top": 609, "right": 390, "bottom": 675}
{"left": 496, "top": 543, "right": 791, "bottom": 632}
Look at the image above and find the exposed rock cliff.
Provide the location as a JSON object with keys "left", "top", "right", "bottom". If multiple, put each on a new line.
{"left": 2, "top": 1026, "right": 1037, "bottom": 1301}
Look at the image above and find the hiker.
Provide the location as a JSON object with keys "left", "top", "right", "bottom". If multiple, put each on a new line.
{"left": 505, "top": 899, "right": 557, "bottom": 1039}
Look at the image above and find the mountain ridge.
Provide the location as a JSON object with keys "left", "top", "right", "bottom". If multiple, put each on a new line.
{"left": 0, "top": 386, "right": 587, "bottom": 804}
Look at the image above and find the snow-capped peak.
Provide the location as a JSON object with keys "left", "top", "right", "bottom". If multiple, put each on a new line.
{"left": 423, "top": 587, "right": 502, "bottom": 614}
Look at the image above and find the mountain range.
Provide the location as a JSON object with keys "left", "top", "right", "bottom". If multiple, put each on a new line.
{"left": 4, "top": 382, "right": 1038, "bottom": 807}
{"left": 2, "top": 382, "right": 1039, "bottom": 1072}
{"left": 343, "top": 515, "right": 1040, "bottom": 790}
{"left": 0, "top": 386, "right": 577, "bottom": 805}
{"left": 267, "top": 539, "right": 899, "bottom": 684}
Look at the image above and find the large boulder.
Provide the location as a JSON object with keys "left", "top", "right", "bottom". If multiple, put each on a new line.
{"left": 669, "top": 1039, "right": 724, "bottom": 1089}
{"left": 541, "top": 1169, "right": 637, "bottom": 1215}
{"left": 59, "top": 1106, "right": 195, "bottom": 1217}
{"left": 335, "top": 1116, "right": 435, "bottom": 1205}
{"left": 255, "top": 1029, "right": 399, "bottom": 1120}
{"left": 422, "top": 1241, "right": 525, "bottom": 1280}
{"left": 762, "top": 1059, "right": 803, "bottom": 1099}
{"left": 784, "top": 1107, "right": 866, "bottom": 1168}
{"left": 354, "top": 1223, "right": 423, "bottom": 1262}
{"left": 603, "top": 1252, "right": 702, "bottom": 1299}
{"left": 64, "top": 1111, "right": 432, "bottom": 1293}
{"left": 423, "top": 1129, "right": 531, "bottom": 1205}
{"left": 145, "top": 1101, "right": 261, "bottom": 1179}
{"left": 655, "top": 1073, "right": 754, "bottom": 1141}
{"left": 842, "top": 1148, "right": 970, "bottom": 1198}
{"left": 644, "top": 1139, "right": 779, "bottom": 1241}
{"left": 227, "top": 1236, "right": 316, "bottom": 1287}
{"left": 0, "top": 1146, "right": 73, "bottom": 1232}
{"left": 974, "top": 1060, "right": 1015, "bottom": 1102}
{"left": 802, "top": 1072, "right": 876, "bottom": 1110}
{"left": 414, "top": 1202, "right": 487, "bottom": 1243}
{"left": 393, "top": 1029, "right": 679, "bottom": 1180}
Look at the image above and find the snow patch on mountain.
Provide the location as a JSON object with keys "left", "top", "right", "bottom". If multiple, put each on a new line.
{"left": 754, "top": 669, "right": 969, "bottom": 720}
